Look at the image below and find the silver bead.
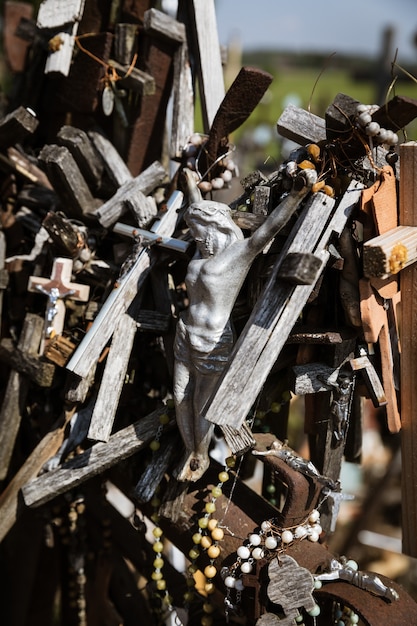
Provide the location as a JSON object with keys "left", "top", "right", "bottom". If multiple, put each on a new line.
{"left": 198, "top": 180, "right": 213, "bottom": 193}
{"left": 221, "top": 169, "right": 233, "bottom": 183}
{"left": 285, "top": 161, "right": 298, "bottom": 177}
{"left": 190, "top": 133, "right": 203, "bottom": 146}
{"left": 386, "top": 131, "right": 399, "bottom": 146}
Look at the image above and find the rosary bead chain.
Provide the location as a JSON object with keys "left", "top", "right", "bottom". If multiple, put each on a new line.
{"left": 221, "top": 509, "right": 322, "bottom": 587}
{"left": 148, "top": 489, "right": 177, "bottom": 621}
{"left": 184, "top": 457, "right": 235, "bottom": 624}
{"left": 355, "top": 102, "right": 399, "bottom": 147}
{"left": 148, "top": 405, "right": 172, "bottom": 451}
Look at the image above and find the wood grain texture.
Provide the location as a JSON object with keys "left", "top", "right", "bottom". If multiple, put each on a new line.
{"left": 0, "top": 314, "right": 43, "bottom": 479}
{"left": 170, "top": 39, "right": 194, "bottom": 159}
{"left": 400, "top": 141, "right": 417, "bottom": 557}
{"left": 38, "top": 144, "right": 101, "bottom": 217}
{"left": 183, "top": 0, "right": 225, "bottom": 133}
{"left": 0, "top": 407, "right": 76, "bottom": 542}
{"left": 0, "top": 107, "right": 39, "bottom": 149}
{"left": 87, "top": 309, "right": 138, "bottom": 442}
{"left": 277, "top": 104, "right": 326, "bottom": 145}
{"left": 66, "top": 191, "right": 183, "bottom": 379}
{"left": 204, "top": 183, "right": 362, "bottom": 429}
{"left": 22, "top": 408, "right": 174, "bottom": 508}
{"left": 363, "top": 225, "right": 417, "bottom": 279}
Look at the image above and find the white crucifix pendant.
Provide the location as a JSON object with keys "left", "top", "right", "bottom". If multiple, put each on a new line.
{"left": 28, "top": 257, "right": 90, "bottom": 353}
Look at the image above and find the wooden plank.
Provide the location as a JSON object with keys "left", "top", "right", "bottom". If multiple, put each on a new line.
{"left": 114, "top": 23, "right": 138, "bottom": 65}
{"left": 359, "top": 278, "right": 401, "bottom": 432}
{"left": 170, "top": 38, "right": 194, "bottom": 160}
{"left": 400, "top": 141, "right": 417, "bottom": 557}
{"left": 0, "top": 406, "right": 76, "bottom": 543}
{"left": 144, "top": 8, "right": 186, "bottom": 43}
{"left": 38, "top": 144, "right": 101, "bottom": 218}
{"left": 0, "top": 338, "right": 55, "bottom": 386}
{"left": 182, "top": 0, "right": 225, "bottom": 133}
{"left": 363, "top": 225, "right": 417, "bottom": 279}
{"left": 36, "top": 0, "right": 85, "bottom": 27}
{"left": 372, "top": 95, "right": 417, "bottom": 132}
{"left": 0, "top": 106, "right": 39, "bottom": 149}
{"left": 66, "top": 190, "right": 183, "bottom": 379}
{"left": 56, "top": 125, "right": 104, "bottom": 193}
{"left": 0, "top": 314, "right": 44, "bottom": 480}
{"left": 110, "top": 59, "right": 155, "bottom": 95}
{"left": 88, "top": 130, "right": 132, "bottom": 187}
{"left": 203, "top": 195, "right": 334, "bottom": 429}
{"left": 0, "top": 230, "right": 7, "bottom": 331}
{"left": 204, "top": 66, "right": 273, "bottom": 165}
{"left": 22, "top": 408, "right": 175, "bottom": 508}
{"left": 93, "top": 160, "right": 166, "bottom": 228}
{"left": 204, "top": 181, "right": 363, "bottom": 429}
{"left": 125, "top": 9, "right": 182, "bottom": 175}
{"left": 291, "top": 363, "right": 339, "bottom": 395}
{"left": 57, "top": 32, "right": 113, "bottom": 114}
{"left": 87, "top": 308, "right": 138, "bottom": 442}
{"left": 277, "top": 104, "right": 326, "bottom": 146}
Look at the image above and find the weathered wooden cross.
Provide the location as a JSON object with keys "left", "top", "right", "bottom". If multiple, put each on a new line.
{"left": 67, "top": 190, "right": 184, "bottom": 443}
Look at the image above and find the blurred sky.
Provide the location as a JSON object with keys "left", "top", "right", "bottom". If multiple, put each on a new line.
{"left": 214, "top": 0, "right": 417, "bottom": 63}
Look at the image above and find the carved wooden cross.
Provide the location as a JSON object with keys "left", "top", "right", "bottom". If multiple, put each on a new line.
{"left": 68, "top": 191, "right": 184, "bottom": 444}
{"left": 28, "top": 257, "right": 90, "bottom": 350}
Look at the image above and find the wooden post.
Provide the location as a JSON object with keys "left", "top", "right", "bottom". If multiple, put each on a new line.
{"left": 178, "top": 0, "right": 225, "bottom": 133}
{"left": 125, "top": 9, "right": 185, "bottom": 175}
{"left": 400, "top": 141, "right": 417, "bottom": 557}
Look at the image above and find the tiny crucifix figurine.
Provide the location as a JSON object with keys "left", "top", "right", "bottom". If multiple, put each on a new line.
{"left": 316, "top": 557, "right": 399, "bottom": 602}
{"left": 173, "top": 168, "right": 317, "bottom": 481}
{"left": 28, "top": 257, "right": 90, "bottom": 352}
{"left": 253, "top": 439, "right": 338, "bottom": 491}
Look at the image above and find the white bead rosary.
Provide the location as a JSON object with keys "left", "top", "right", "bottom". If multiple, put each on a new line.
{"left": 221, "top": 509, "right": 322, "bottom": 589}
{"left": 355, "top": 103, "right": 399, "bottom": 146}
{"left": 182, "top": 132, "right": 238, "bottom": 193}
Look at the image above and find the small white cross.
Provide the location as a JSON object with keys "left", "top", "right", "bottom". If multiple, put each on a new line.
{"left": 28, "top": 257, "right": 90, "bottom": 351}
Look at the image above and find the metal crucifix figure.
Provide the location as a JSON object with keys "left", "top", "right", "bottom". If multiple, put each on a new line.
{"left": 173, "top": 168, "right": 317, "bottom": 481}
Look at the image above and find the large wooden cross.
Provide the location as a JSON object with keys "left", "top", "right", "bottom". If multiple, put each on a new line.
{"left": 203, "top": 181, "right": 362, "bottom": 431}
